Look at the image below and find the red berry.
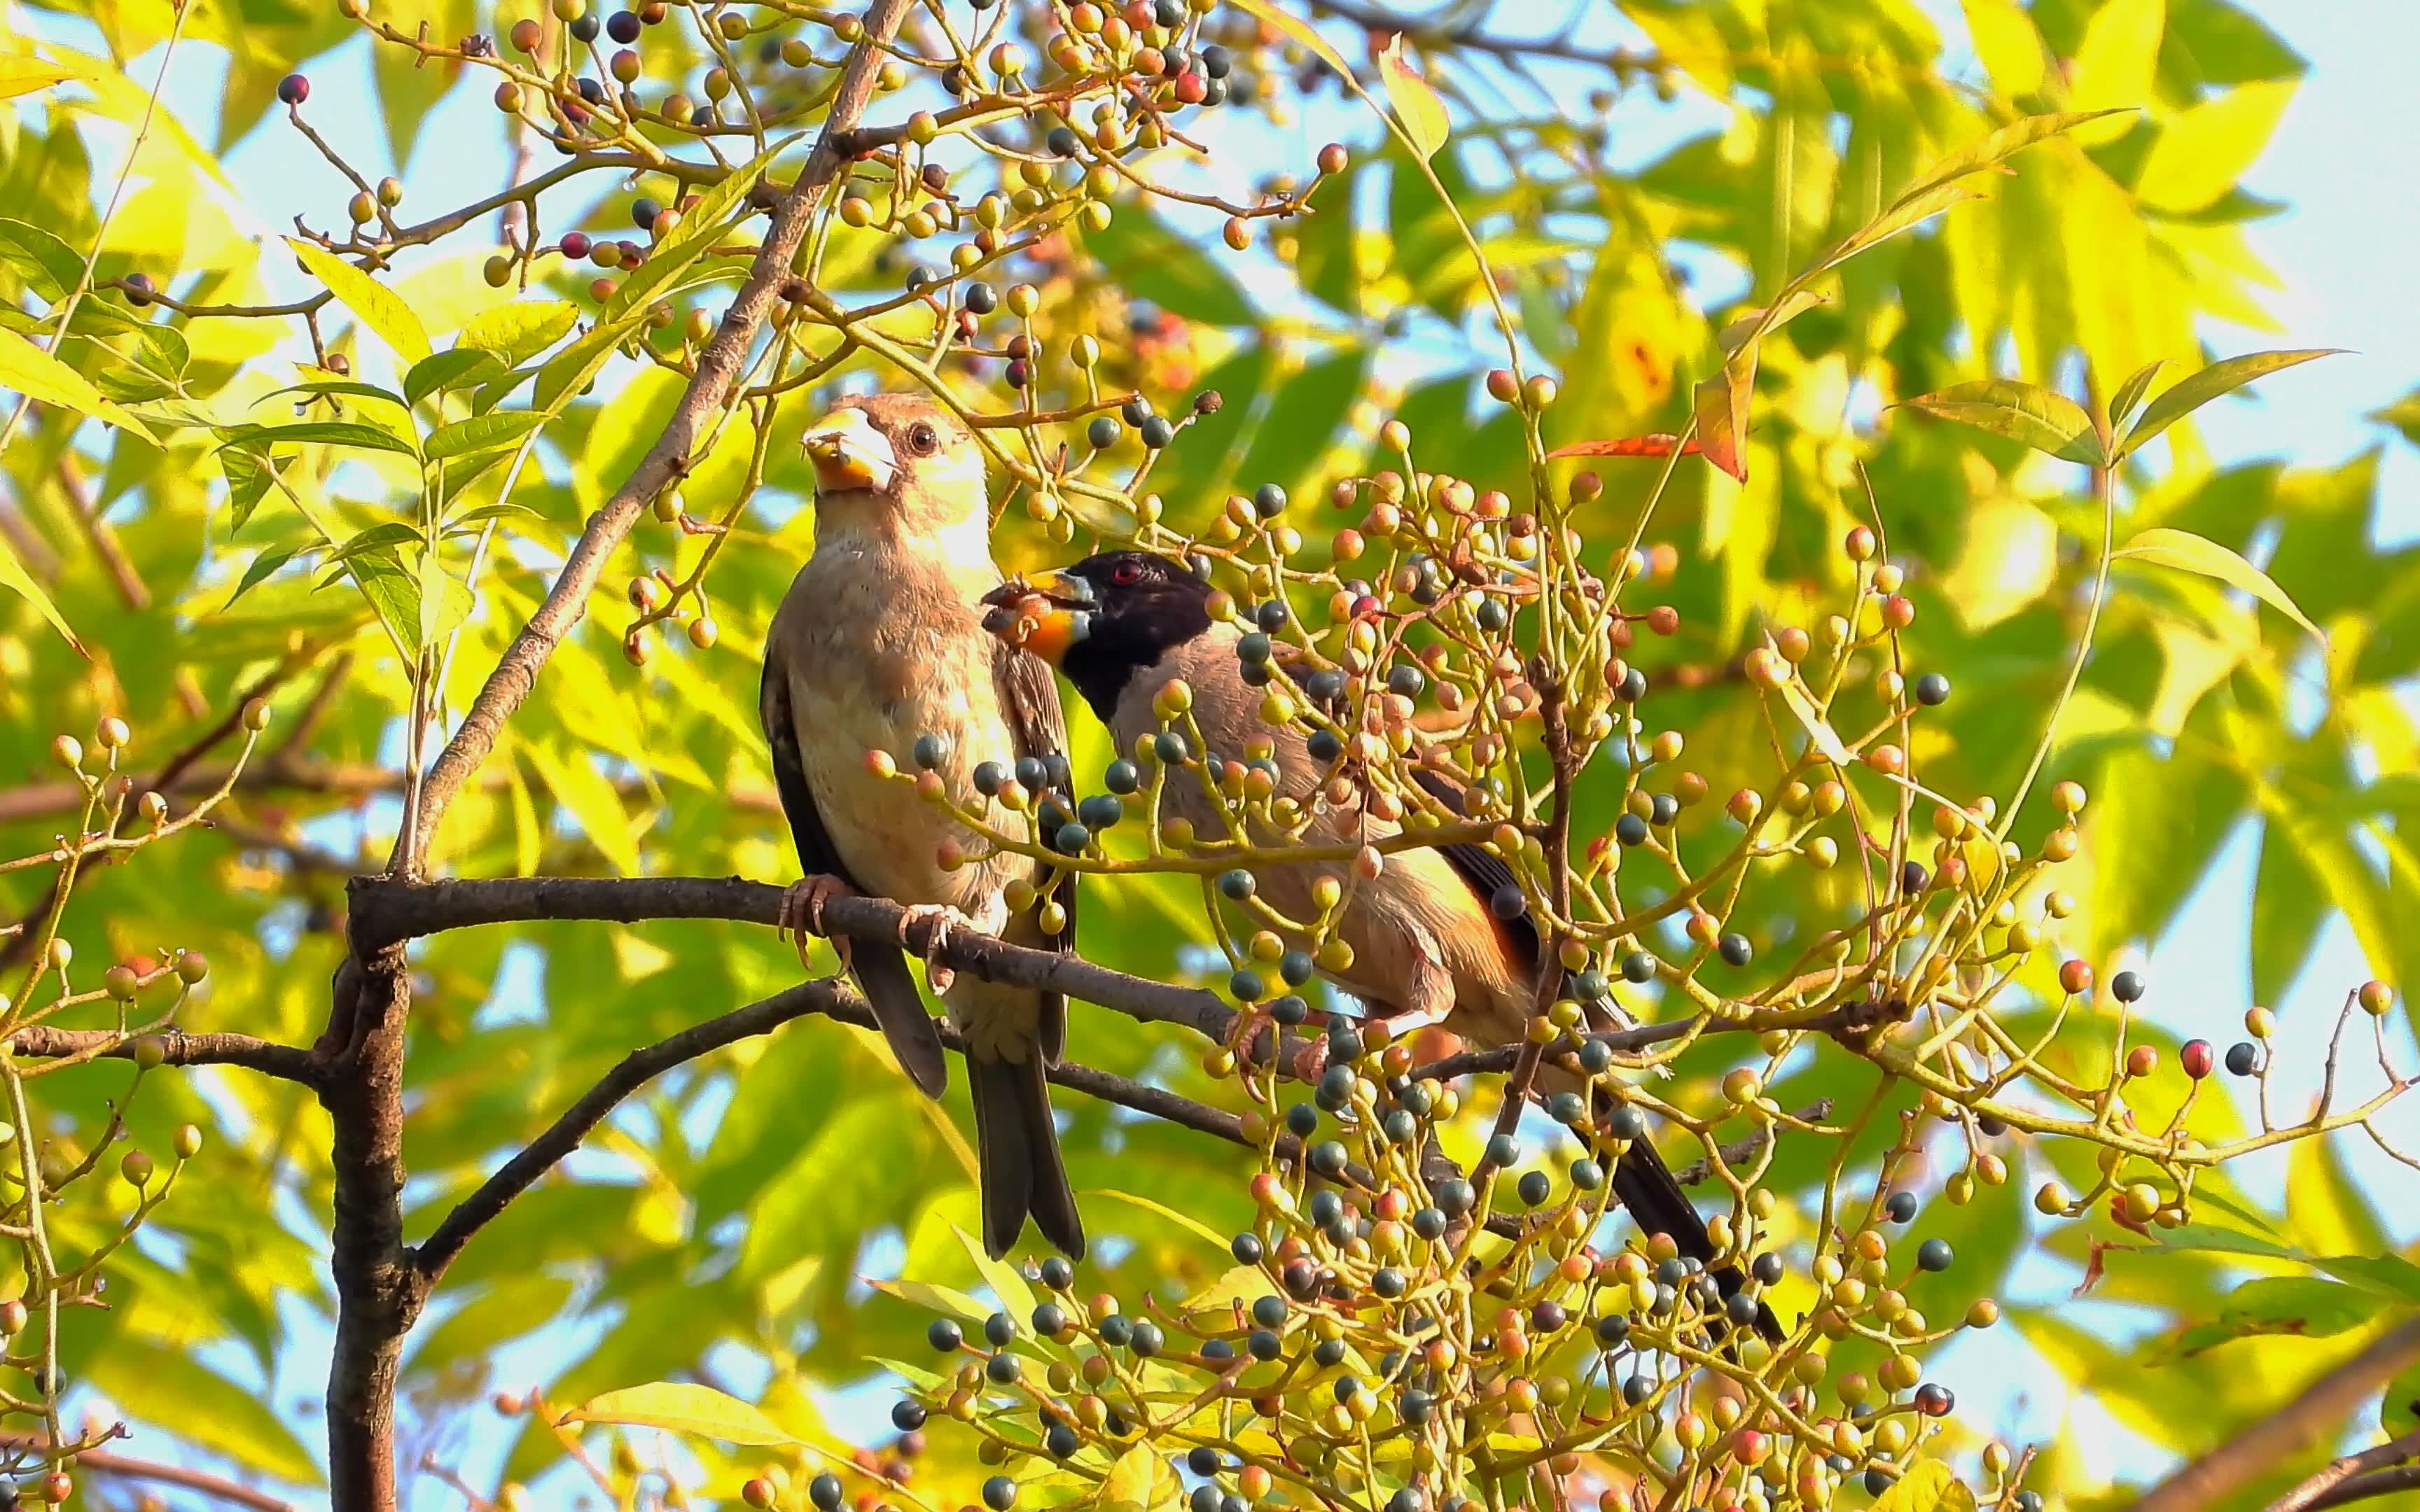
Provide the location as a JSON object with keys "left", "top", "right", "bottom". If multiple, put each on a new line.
{"left": 277, "top": 74, "right": 310, "bottom": 105}
{"left": 1317, "top": 142, "right": 1349, "bottom": 175}
{"left": 2058, "top": 959, "right": 2094, "bottom": 997}
{"left": 559, "top": 231, "right": 592, "bottom": 259}
{"left": 1174, "top": 71, "right": 1206, "bottom": 104}
{"left": 2181, "top": 1040, "right": 2214, "bottom": 1079}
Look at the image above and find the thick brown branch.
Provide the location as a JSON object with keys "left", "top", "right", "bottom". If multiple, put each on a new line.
{"left": 348, "top": 874, "right": 1243, "bottom": 1043}
{"left": 4, "top": 1026, "right": 323, "bottom": 1085}
{"left": 2136, "top": 1317, "right": 2420, "bottom": 1512}
{"left": 393, "top": 0, "right": 915, "bottom": 878}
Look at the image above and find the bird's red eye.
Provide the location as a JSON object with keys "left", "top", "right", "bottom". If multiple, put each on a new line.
{"left": 1110, "top": 559, "right": 1143, "bottom": 586}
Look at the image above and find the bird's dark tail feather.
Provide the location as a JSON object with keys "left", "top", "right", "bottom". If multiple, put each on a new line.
{"left": 1597, "top": 1093, "right": 1783, "bottom": 1343}
{"left": 968, "top": 1051, "right": 1085, "bottom": 1261}
{"left": 852, "top": 941, "right": 950, "bottom": 1098}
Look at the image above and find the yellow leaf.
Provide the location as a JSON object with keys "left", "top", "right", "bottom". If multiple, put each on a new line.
{"left": 1962, "top": 0, "right": 2045, "bottom": 95}
{"left": 524, "top": 738, "right": 641, "bottom": 876}
{"left": 1772, "top": 673, "right": 1851, "bottom": 766}
{"left": 2114, "top": 526, "right": 2325, "bottom": 645}
{"left": 1872, "top": 1460, "right": 1977, "bottom": 1512}
{"left": 1222, "top": 0, "right": 1351, "bottom": 81}
{"left": 1088, "top": 1189, "right": 1234, "bottom": 1253}
{"left": 0, "top": 521, "right": 88, "bottom": 658}
{"left": 2139, "top": 80, "right": 2295, "bottom": 214}
{"left": 286, "top": 237, "right": 432, "bottom": 363}
{"left": 559, "top": 1382, "right": 798, "bottom": 1445}
{"left": 1941, "top": 498, "right": 2057, "bottom": 632}
{"left": 0, "top": 326, "right": 161, "bottom": 444}
{"left": 0, "top": 52, "right": 74, "bottom": 98}
{"left": 2069, "top": 0, "right": 2164, "bottom": 137}
{"left": 1096, "top": 1445, "right": 1184, "bottom": 1512}
{"left": 1181, "top": 1264, "right": 1279, "bottom": 1312}
{"left": 1377, "top": 35, "right": 1449, "bottom": 160}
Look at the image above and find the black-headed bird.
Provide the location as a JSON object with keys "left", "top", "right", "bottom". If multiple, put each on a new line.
{"left": 760, "top": 393, "right": 1082, "bottom": 1259}
{"left": 981, "top": 549, "right": 1772, "bottom": 1331}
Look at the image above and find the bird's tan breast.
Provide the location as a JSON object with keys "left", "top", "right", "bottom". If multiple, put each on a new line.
{"left": 773, "top": 542, "right": 1033, "bottom": 911}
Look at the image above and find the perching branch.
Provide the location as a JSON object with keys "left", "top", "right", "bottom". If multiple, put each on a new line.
{"left": 2135, "top": 1317, "right": 2420, "bottom": 1512}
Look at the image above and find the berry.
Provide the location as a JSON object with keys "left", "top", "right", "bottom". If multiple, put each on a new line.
{"left": 1884, "top": 1190, "right": 1919, "bottom": 1224}
{"left": 2112, "top": 969, "right": 2146, "bottom": 1003}
{"left": 1088, "top": 415, "right": 1120, "bottom": 449}
{"left": 890, "top": 1399, "right": 926, "bottom": 1432}
{"left": 2225, "top": 1041, "right": 2260, "bottom": 1077}
{"left": 1914, "top": 671, "right": 1951, "bottom": 706}
{"left": 927, "top": 1318, "right": 963, "bottom": 1351}
{"left": 2182, "top": 1039, "right": 2215, "bottom": 1079}
{"left": 1718, "top": 933, "right": 1753, "bottom": 967}
{"left": 607, "top": 8, "right": 639, "bottom": 39}
{"left": 983, "top": 1311, "right": 1015, "bottom": 1345}
{"left": 1489, "top": 883, "right": 1525, "bottom": 920}
{"left": 277, "top": 74, "right": 310, "bottom": 104}
{"left": 1139, "top": 415, "right": 1174, "bottom": 449}
{"left": 122, "top": 272, "right": 154, "bottom": 306}
{"left": 1914, "top": 1382, "right": 1955, "bottom": 1416}
{"left": 809, "top": 1475, "right": 844, "bottom": 1511}
{"left": 1917, "top": 1238, "right": 1954, "bottom": 1272}
{"left": 982, "top": 1477, "right": 1018, "bottom": 1511}
{"left": 569, "top": 10, "right": 599, "bottom": 38}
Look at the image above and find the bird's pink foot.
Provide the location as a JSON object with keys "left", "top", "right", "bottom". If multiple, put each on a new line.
{"left": 779, "top": 875, "right": 858, "bottom": 969}
{"left": 897, "top": 902, "right": 978, "bottom": 992}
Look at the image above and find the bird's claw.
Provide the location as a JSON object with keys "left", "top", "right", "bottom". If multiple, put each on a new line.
{"left": 779, "top": 876, "right": 857, "bottom": 972}
{"left": 898, "top": 902, "right": 976, "bottom": 993}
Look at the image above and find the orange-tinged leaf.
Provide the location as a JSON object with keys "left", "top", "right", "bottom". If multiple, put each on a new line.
{"left": 1693, "top": 372, "right": 1747, "bottom": 481}
{"left": 2114, "top": 526, "right": 2325, "bottom": 644}
{"left": 1545, "top": 434, "right": 1702, "bottom": 460}
{"left": 559, "top": 1382, "right": 798, "bottom": 1444}
{"left": 1376, "top": 34, "right": 1449, "bottom": 160}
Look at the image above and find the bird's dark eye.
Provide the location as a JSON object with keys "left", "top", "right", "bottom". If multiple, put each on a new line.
{"left": 906, "top": 421, "right": 939, "bottom": 456}
{"left": 1109, "top": 559, "right": 1143, "bottom": 587}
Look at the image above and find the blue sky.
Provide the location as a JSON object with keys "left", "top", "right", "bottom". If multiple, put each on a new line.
{"left": 20, "top": 0, "right": 2420, "bottom": 1502}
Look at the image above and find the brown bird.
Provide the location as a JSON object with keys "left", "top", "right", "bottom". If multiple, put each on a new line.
{"left": 761, "top": 393, "right": 1083, "bottom": 1259}
{"left": 981, "top": 550, "right": 1772, "bottom": 1331}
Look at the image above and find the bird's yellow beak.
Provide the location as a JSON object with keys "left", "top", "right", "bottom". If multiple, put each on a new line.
{"left": 802, "top": 407, "right": 897, "bottom": 494}
{"left": 980, "top": 569, "right": 1094, "bottom": 666}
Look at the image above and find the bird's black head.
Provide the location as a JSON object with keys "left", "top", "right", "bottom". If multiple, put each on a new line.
{"left": 980, "top": 551, "right": 1214, "bottom": 721}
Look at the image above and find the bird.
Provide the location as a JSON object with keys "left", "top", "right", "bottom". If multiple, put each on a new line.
{"left": 979, "top": 549, "right": 1772, "bottom": 1332}
{"left": 760, "top": 391, "right": 1083, "bottom": 1259}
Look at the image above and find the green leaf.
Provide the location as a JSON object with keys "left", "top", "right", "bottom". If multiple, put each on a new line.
{"left": 0, "top": 324, "right": 159, "bottom": 443}
{"left": 404, "top": 347, "right": 504, "bottom": 406}
{"left": 2113, "top": 526, "right": 2325, "bottom": 643}
{"left": 1097, "top": 1445, "right": 1185, "bottom": 1512}
{"left": 526, "top": 736, "right": 641, "bottom": 876}
{"left": 426, "top": 410, "right": 543, "bottom": 461}
{"left": 85, "top": 1339, "right": 325, "bottom": 1485}
{"left": 559, "top": 1382, "right": 798, "bottom": 1445}
{"left": 1900, "top": 378, "right": 2105, "bottom": 465}
{"left": 270, "top": 379, "right": 411, "bottom": 409}
{"left": 1899, "top": 109, "right": 2135, "bottom": 200}
{"left": 602, "top": 136, "right": 799, "bottom": 330}
{"left": 2384, "top": 1357, "right": 2420, "bottom": 1436}
{"left": 2181, "top": 1277, "right": 2379, "bottom": 1352}
{"left": 286, "top": 237, "right": 431, "bottom": 363}
{"left": 2108, "top": 359, "right": 2167, "bottom": 430}
{"left": 457, "top": 298, "right": 580, "bottom": 366}
{"left": 1808, "top": 180, "right": 1987, "bottom": 280}
{"left": 1377, "top": 35, "right": 1449, "bottom": 160}
{"left": 219, "top": 444, "right": 289, "bottom": 531}
{"left": 2371, "top": 388, "right": 2420, "bottom": 447}
{"left": 1081, "top": 204, "right": 1256, "bottom": 327}
{"left": 2122, "top": 349, "right": 2343, "bottom": 454}
{"left": 0, "top": 534, "right": 85, "bottom": 657}
{"left": 955, "top": 1226, "right": 1036, "bottom": 1319}
{"left": 0, "top": 218, "right": 84, "bottom": 301}
{"left": 2139, "top": 79, "right": 2296, "bottom": 214}
{"left": 223, "top": 420, "right": 422, "bottom": 458}
{"left": 445, "top": 500, "right": 542, "bottom": 528}
{"left": 223, "top": 545, "right": 298, "bottom": 609}
{"left": 2251, "top": 818, "right": 2327, "bottom": 1002}
{"left": 1871, "top": 1462, "right": 1975, "bottom": 1512}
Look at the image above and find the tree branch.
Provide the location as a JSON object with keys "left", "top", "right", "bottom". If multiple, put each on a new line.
{"left": 2272, "top": 1429, "right": 2420, "bottom": 1512}
{"left": 2136, "top": 1317, "right": 2420, "bottom": 1512}
{"left": 391, "top": 0, "right": 915, "bottom": 879}
{"left": 4, "top": 1026, "right": 323, "bottom": 1085}
{"left": 2304, "top": 1466, "right": 2420, "bottom": 1511}
{"left": 412, "top": 972, "right": 1258, "bottom": 1286}
{"left": 0, "top": 1434, "right": 295, "bottom": 1511}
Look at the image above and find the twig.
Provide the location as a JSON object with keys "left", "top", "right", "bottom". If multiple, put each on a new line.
{"left": 2272, "top": 1429, "right": 2420, "bottom": 1512}
{"left": 5, "top": 1026, "right": 324, "bottom": 1085}
{"left": 2135, "top": 1317, "right": 2420, "bottom": 1512}
{"left": 2305, "top": 1467, "right": 2420, "bottom": 1511}
{"left": 0, "top": 1435, "right": 299, "bottom": 1512}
